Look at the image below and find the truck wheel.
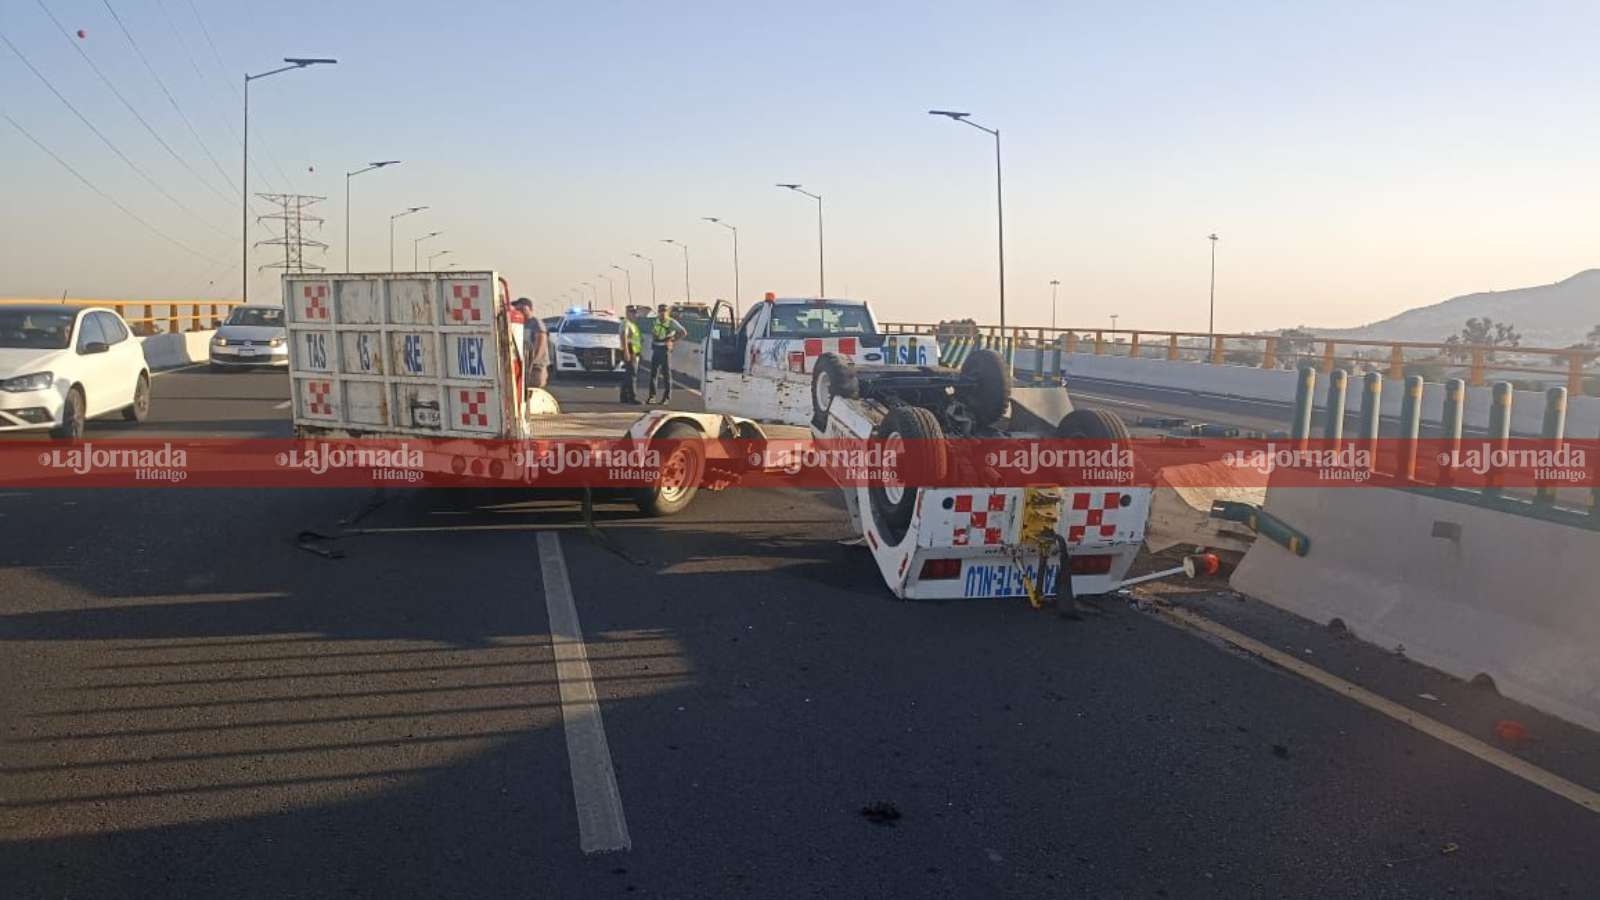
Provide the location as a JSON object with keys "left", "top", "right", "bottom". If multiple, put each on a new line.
{"left": 1055, "top": 408, "right": 1130, "bottom": 442}
{"left": 958, "top": 349, "right": 1011, "bottom": 426}
{"left": 811, "top": 352, "right": 859, "bottom": 426}
{"left": 634, "top": 421, "right": 704, "bottom": 516}
{"left": 868, "top": 406, "right": 947, "bottom": 543}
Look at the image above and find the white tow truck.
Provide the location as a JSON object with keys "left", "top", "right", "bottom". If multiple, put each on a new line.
{"left": 280, "top": 271, "right": 795, "bottom": 515}
{"left": 698, "top": 294, "right": 1206, "bottom": 603}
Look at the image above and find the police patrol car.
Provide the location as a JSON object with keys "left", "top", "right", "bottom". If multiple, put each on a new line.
{"left": 552, "top": 308, "right": 627, "bottom": 376}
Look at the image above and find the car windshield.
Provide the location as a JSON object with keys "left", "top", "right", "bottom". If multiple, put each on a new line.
{"left": 0, "top": 309, "right": 75, "bottom": 349}
{"left": 226, "top": 307, "right": 285, "bottom": 327}
{"left": 561, "top": 318, "right": 620, "bottom": 334}
{"left": 767, "top": 303, "right": 875, "bottom": 337}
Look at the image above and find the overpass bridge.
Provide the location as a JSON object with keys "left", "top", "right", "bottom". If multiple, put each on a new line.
{"left": 1, "top": 312, "right": 1598, "bottom": 898}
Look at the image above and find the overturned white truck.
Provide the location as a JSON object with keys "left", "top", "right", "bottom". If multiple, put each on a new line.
{"left": 695, "top": 295, "right": 1209, "bottom": 602}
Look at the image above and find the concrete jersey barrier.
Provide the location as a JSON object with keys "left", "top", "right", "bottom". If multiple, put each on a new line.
{"left": 140, "top": 330, "right": 216, "bottom": 371}
{"left": 1230, "top": 486, "right": 1600, "bottom": 731}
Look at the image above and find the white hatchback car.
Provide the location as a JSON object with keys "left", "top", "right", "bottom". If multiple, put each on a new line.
{"left": 0, "top": 305, "right": 151, "bottom": 439}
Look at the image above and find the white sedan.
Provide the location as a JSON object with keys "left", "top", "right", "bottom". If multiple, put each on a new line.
{"left": 0, "top": 304, "right": 151, "bottom": 439}
{"left": 552, "top": 309, "right": 628, "bottom": 375}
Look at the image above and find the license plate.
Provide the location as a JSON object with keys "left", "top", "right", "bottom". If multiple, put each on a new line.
{"left": 412, "top": 405, "right": 442, "bottom": 428}
{"left": 237, "top": 347, "right": 257, "bottom": 356}
{"left": 960, "top": 560, "right": 1059, "bottom": 598}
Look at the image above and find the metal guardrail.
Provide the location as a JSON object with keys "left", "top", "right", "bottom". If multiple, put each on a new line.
{"left": 0, "top": 299, "right": 244, "bottom": 336}
{"left": 881, "top": 322, "right": 1600, "bottom": 395}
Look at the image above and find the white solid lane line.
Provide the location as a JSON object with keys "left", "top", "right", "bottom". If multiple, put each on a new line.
{"left": 1158, "top": 604, "right": 1600, "bottom": 816}
{"left": 537, "top": 531, "right": 633, "bottom": 853}
{"left": 273, "top": 400, "right": 291, "bottom": 410}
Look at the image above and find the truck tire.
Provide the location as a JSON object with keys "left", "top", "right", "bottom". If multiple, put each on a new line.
{"left": 868, "top": 406, "right": 947, "bottom": 543}
{"left": 1054, "top": 408, "right": 1130, "bottom": 442}
{"left": 811, "top": 352, "right": 859, "bottom": 426}
{"left": 634, "top": 421, "right": 705, "bottom": 516}
{"left": 958, "top": 349, "right": 1011, "bottom": 426}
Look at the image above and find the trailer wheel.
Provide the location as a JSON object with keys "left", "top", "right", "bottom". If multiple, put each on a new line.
{"left": 1055, "top": 408, "right": 1130, "bottom": 442}
{"left": 958, "top": 349, "right": 1011, "bottom": 426}
{"left": 868, "top": 406, "right": 947, "bottom": 543}
{"left": 634, "top": 421, "right": 705, "bottom": 516}
{"left": 811, "top": 352, "right": 859, "bottom": 426}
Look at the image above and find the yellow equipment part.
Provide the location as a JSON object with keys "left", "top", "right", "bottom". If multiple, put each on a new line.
{"left": 1013, "top": 487, "right": 1063, "bottom": 609}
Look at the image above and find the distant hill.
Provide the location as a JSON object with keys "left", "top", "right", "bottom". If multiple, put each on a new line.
{"left": 1305, "top": 270, "right": 1600, "bottom": 348}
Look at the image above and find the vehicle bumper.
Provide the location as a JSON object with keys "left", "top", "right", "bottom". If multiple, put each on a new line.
{"left": 0, "top": 386, "right": 65, "bottom": 431}
{"left": 210, "top": 347, "right": 289, "bottom": 366}
{"left": 555, "top": 350, "right": 625, "bottom": 373}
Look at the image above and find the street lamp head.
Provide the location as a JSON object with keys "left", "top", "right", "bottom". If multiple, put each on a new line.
{"left": 632, "top": 252, "right": 650, "bottom": 261}
{"left": 1049, "top": 279, "right": 1060, "bottom": 286}
{"left": 422, "top": 231, "right": 441, "bottom": 239}
{"left": 661, "top": 238, "right": 677, "bottom": 245}
{"left": 703, "top": 216, "right": 720, "bottom": 223}
{"left": 371, "top": 160, "right": 400, "bottom": 168}
{"left": 776, "top": 183, "right": 801, "bottom": 190}
{"left": 285, "top": 57, "right": 337, "bottom": 67}
{"left": 1208, "top": 233, "right": 1220, "bottom": 241}
{"left": 928, "top": 109, "right": 970, "bottom": 120}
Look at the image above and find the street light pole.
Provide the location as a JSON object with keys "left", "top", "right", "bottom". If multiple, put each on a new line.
{"left": 598, "top": 273, "right": 615, "bottom": 309}
{"left": 776, "top": 185, "right": 824, "bottom": 297}
{"left": 703, "top": 217, "right": 739, "bottom": 316}
{"left": 388, "top": 206, "right": 426, "bottom": 270}
{"left": 413, "top": 231, "right": 442, "bottom": 271}
{"left": 632, "top": 253, "right": 657, "bottom": 305}
{"left": 610, "top": 264, "right": 633, "bottom": 306}
{"left": 661, "top": 239, "right": 690, "bottom": 302}
{"left": 929, "top": 110, "right": 1005, "bottom": 335}
{"left": 581, "top": 281, "right": 597, "bottom": 311}
{"left": 428, "top": 249, "right": 451, "bottom": 268}
{"left": 344, "top": 160, "right": 399, "bottom": 271}
{"left": 1049, "top": 279, "right": 1060, "bottom": 331}
{"left": 1208, "top": 233, "right": 1220, "bottom": 333}
{"left": 244, "top": 57, "right": 336, "bottom": 302}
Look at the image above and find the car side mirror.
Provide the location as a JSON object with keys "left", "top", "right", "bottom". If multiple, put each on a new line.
{"left": 81, "top": 341, "right": 110, "bottom": 355}
{"left": 711, "top": 329, "right": 723, "bottom": 340}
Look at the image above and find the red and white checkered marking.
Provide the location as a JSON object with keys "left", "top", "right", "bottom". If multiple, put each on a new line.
{"left": 305, "top": 380, "right": 333, "bottom": 416}
{"left": 448, "top": 284, "right": 483, "bottom": 323}
{"left": 786, "top": 336, "right": 861, "bottom": 373}
{"left": 949, "top": 492, "right": 1008, "bottom": 546}
{"left": 458, "top": 389, "right": 489, "bottom": 427}
{"left": 301, "top": 284, "right": 329, "bottom": 320}
{"left": 1064, "top": 490, "right": 1122, "bottom": 545}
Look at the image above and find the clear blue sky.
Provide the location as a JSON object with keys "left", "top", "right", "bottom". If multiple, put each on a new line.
{"left": 3, "top": 0, "right": 1598, "bottom": 333}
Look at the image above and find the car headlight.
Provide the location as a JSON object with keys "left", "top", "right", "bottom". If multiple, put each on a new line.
{"left": 1, "top": 371, "right": 53, "bottom": 393}
{"left": 211, "top": 336, "right": 228, "bottom": 346}
{"left": 267, "top": 337, "right": 284, "bottom": 347}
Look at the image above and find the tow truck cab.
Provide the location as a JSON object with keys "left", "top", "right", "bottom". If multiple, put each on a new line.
{"left": 702, "top": 295, "right": 942, "bottom": 426}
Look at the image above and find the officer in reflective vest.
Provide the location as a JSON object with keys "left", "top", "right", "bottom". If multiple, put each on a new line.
{"left": 619, "top": 312, "right": 643, "bottom": 404}
{"left": 646, "top": 303, "right": 688, "bottom": 404}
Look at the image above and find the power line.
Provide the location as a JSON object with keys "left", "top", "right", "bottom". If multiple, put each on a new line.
{"left": 2, "top": 109, "right": 227, "bottom": 265}
{"left": 155, "top": 0, "right": 291, "bottom": 196}
{"left": 178, "top": 0, "right": 286, "bottom": 197}
{"left": 32, "top": 0, "right": 234, "bottom": 206}
{"left": 0, "top": 27, "right": 230, "bottom": 238}
{"left": 98, "top": 0, "right": 265, "bottom": 203}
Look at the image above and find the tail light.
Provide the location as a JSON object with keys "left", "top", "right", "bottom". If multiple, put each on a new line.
{"left": 918, "top": 558, "right": 962, "bottom": 580}
{"left": 1068, "top": 554, "right": 1114, "bottom": 575}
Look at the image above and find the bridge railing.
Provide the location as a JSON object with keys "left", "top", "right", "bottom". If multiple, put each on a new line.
{"left": 0, "top": 299, "right": 245, "bottom": 337}
{"left": 879, "top": 322, "right": 1600, "bottom": 395}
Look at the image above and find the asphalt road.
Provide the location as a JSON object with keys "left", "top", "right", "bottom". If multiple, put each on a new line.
{"left": 2, "top": 363, "right": 1598, "bottom": 898}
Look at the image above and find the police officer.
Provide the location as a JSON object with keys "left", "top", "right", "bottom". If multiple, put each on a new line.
{"left": 619, "top": 309, "right": 643, "bottom": 404}
{"left": 645, "top": 303, "right": 688, "bottom": 404}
